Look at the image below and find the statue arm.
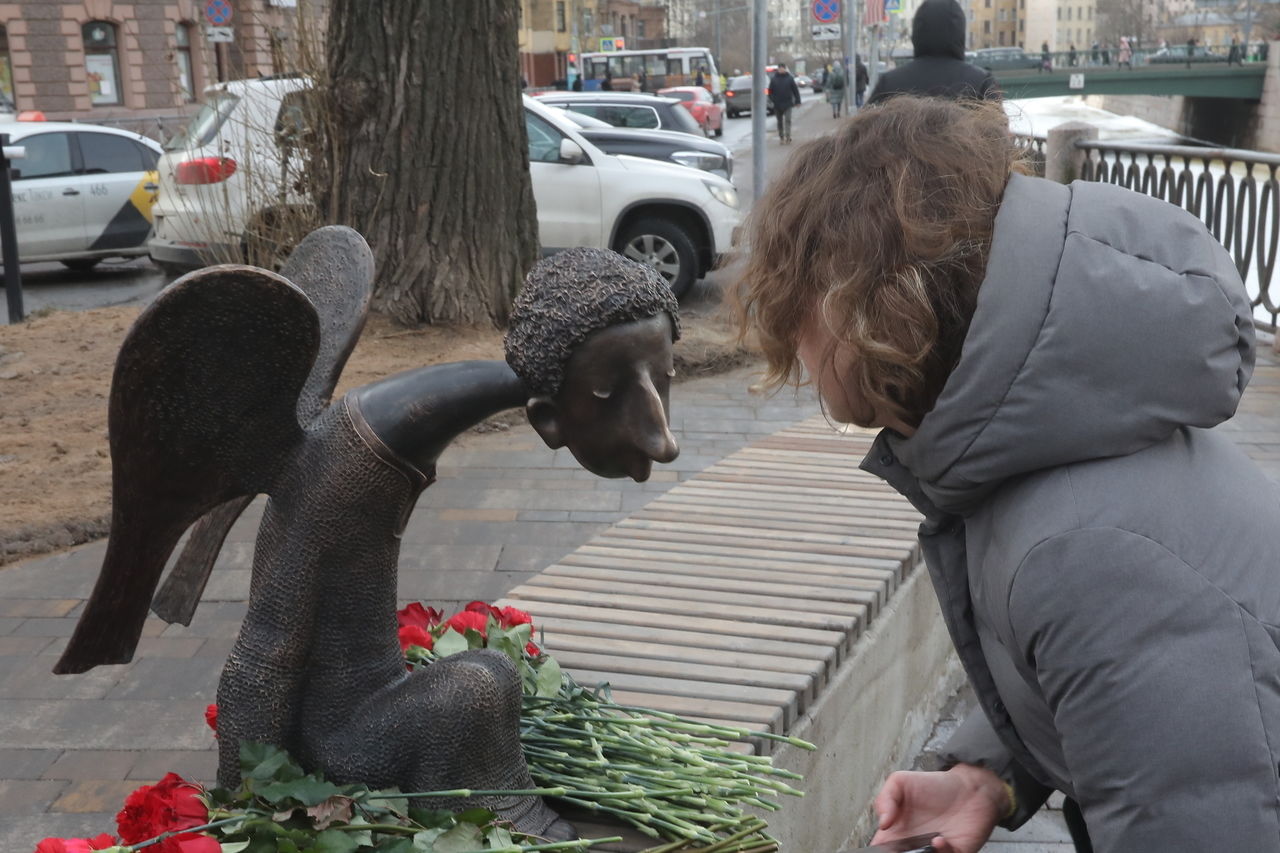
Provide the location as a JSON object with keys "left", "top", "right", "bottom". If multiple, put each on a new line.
{"left": 351, "top": 360, "right": 528, "bottom": 473}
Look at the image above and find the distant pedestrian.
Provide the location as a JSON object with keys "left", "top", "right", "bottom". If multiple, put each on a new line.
{"left": 768, "top": 62, "right": 802, "bottom": 143}
{"left": 1228, "top": 35, "right": 1242, "bottom": 65}
{"left": 825, "top": 61, "right": 846, "bottom": 118}
{"left": 637, "top": 69, "right": 649, "bottom": 92}
{"left": 1102, "top": 42, "right": 1111, "bottom": 65}
{"left": 1186, "top": 36, "right": 1196, "bottom": 68}
{"left": 1091, "top": 41, "right": 1099, "bottom": 65}
{"left": 1040, "top": 41, "right": 1051, "bottom": 72}
{"left": 1068, "top": 44, "right": 1078, "bottom": 67}
{"left": 694, "top": 65, "right": 706, "bottom": 88}
{"left": 1118, "top": 36, "right": 1132, "bottom": 69}
{"left": 867, "top": 0, "right": 998, "bottom": 104}
{"left": 855, "top": 56, "right": 869, "bottom": 108}
{"left": 520, "top": 75, "right": 528, "bottom": 91}
{"left": 602, "top": 69, "right": 614, "bottom": 91}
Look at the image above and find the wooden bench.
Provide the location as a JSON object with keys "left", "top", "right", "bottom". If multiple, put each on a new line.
{"left": 500, "top": 416, "right": 963, "bottom": 849}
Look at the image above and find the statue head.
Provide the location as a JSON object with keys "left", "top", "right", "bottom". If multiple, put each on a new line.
{"left": 506, "top": 248, "right": 681, "bottom": 482}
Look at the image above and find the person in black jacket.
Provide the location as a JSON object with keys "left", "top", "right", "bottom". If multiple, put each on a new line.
{"left": 769, "top": 63, "right": 803, "bottom": 144}
{"left": 866, "top": 0, "right": 998, "bottom": 104}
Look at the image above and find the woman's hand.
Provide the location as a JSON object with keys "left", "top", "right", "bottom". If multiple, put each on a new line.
{"left": 870, "top": 764, "right": 1008, "bottom": 853}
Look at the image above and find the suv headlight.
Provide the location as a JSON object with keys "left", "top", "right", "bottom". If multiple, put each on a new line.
{"left": 703, "top": 180, "right": 739, "bottom": 210}
{"left": 671, "top": 150, "right": 726, "bottom": 174}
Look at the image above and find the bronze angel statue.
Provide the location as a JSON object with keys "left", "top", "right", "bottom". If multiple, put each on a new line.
{"left": 53, "top": 227, "right": 681, "bottom": 840}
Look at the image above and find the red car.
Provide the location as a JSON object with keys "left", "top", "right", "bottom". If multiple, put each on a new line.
{"left": 657, "top": 86, "right": 724, "bottom": 138}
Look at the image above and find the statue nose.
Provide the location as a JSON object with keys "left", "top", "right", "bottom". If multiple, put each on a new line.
{"left": 636, "top": 372, "right": 679, "bottom": 464}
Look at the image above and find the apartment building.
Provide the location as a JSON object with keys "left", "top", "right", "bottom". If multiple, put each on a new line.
{"left": 0, "top": 0, "right": 300, "bottom": 122}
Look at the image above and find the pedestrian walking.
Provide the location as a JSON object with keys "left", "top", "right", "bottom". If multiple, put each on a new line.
{"left": 1040, "top": 41, "right": 1051, "bottom": 72}
{"left": 768, "top": 62, "right": 802, "bottom": 143}
{"left": 1118, "top": 36, "right": 1132, "bottom": 68}
{"left": 855, "top": 56, "right": 869, "bottom": 108}
{"left": 602, "top": 69, "right": 613, "bottom": 91}
{"left": 1228, "top": 35, "right": 1242, "bottom": 65}
{"left": 694, "top": 65, "right": 706, "bottom": 88}
{"left": 867, "top": 0, "right": 998, "bottom": 104}
{"left": 1090, "top": 40, "right": 1099, "bottom": 65}
{"left": 733, "top": 93, "right": 1280, "bottom": 853}
{"left": 825, "top": 61, "right": 846, "bottom": 118}
{"left": 1186, "top": 36, "right": 1196, "bottom": 68}
{"left": 1068, "top": 44, "right": 1077, "bottom": 67}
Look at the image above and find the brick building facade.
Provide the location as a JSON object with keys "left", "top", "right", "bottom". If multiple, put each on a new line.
{"left": 1, "top": 0, "right": 306, "bottom": 132}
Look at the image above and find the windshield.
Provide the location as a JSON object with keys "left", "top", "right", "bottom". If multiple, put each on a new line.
{"left": 667, "top": 102, "right": 702, "bottom": 135}
{"left": 164, "top": 92, "right": 239, "bottom": 151}
{"left": 663, "top": 90, "right": 695, "bottom": 103}
{"left": 554, "top": 108, "right": 613, "bottom": 129}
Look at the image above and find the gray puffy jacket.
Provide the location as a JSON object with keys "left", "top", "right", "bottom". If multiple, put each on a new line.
{"left": 861, "top": 173, "right": 1279, "bottom": 850}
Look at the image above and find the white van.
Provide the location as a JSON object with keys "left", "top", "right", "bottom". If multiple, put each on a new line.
{"left": 149, "top": 78, "right": 740, "bottom": 297}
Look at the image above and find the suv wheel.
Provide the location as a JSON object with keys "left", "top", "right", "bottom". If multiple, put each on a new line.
{"left": 617, "top": 217, "right": 697, "bottom": 299}
{"left": 61, "top": 258, "right": 102, "bottom": 272}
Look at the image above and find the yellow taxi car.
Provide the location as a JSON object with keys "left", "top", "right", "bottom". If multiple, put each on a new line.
{"left": 1, "top": 120, "right": 162, "bottom": 270}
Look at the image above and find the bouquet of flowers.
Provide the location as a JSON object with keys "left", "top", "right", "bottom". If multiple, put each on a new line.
{"left": 399, "top": 601, "right": 814, "bottom": 852}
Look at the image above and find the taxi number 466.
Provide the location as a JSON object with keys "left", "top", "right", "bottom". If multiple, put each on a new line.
{"left": 89, "top": 183, "right": 110, "bottom": 197}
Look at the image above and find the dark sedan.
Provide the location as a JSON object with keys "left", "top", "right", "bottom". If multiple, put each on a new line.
{"left": 722, "top": 75, "right": 772, "bottom": 118}
{"left": 1149, "top": 46, "right": 1221, "bottom": 64}
{"left": 532, "top": 92, "right": 705, "bottom": 136}
{"left": 552, "top": 108, "right": 733, "bottom": 181}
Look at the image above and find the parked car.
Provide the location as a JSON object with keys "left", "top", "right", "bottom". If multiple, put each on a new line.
{"left": 150, "top": 81, "right": 739, "bottom": 298}
{"left": 532, "top": 92, "right": 704, "bottom": 137}
{"left": 656, "top": 86, "right": 724, "bottom": 137}
{"left": 0, "top": 120, "right": 162, "bottom": 269}
{"left": 1149, "top": 45, "right": 1220, "bottom": 64}
{"left": 722, "top": 75, "right": 773, "bottom": 118}
{"left": 971, "top": 47, "right": 1042, "bottom": 71}
{"left": 553, "top": 108, "right": 733, "bottom": 180}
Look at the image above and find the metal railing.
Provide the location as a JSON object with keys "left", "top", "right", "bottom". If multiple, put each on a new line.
{"left": 1075, "top": 139, "right": 1280, "bottom": 330}
{"left": 983, "top": 43, "right": 1269, "bottom": 74}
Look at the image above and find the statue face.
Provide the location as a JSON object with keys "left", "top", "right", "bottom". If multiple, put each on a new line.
{"left": 527, "top": 313, "right": 679, "bottom": 482}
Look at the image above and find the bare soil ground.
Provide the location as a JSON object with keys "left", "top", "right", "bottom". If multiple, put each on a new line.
{"left": 0, "top": 305, "right": 753, "bottom": 565}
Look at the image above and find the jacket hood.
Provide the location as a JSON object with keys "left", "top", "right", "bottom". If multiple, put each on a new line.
{"left": 886, "top": 173, "right": 1255, "bottom": 515}
{"left": 912, "top": 0, "right": 967, "bottom": 60}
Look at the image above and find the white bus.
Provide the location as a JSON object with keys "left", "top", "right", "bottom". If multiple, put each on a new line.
{"left": 578, "top": 47, "right": 721, "bottom": 98}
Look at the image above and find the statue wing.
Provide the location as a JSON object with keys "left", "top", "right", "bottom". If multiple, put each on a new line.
{"left": 149, "top": 226, "right": 374, "bottom": 626}
{"left": 55, "top": 265, "right": 320, "bottom": 673}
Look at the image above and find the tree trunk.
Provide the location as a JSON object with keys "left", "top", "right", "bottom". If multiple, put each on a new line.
{"left": 321, "top": 0, "right": 537, "bottom": 326}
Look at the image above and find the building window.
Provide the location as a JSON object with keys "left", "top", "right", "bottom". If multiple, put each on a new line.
{"left": 999, "top": 30, "right": 1006, "bottom": 44}
{"left": 637, "top": 19, "right": 646, "bottom": 38}
{"left": 983, "top": 20, "right": 991, "bottom": 33}
{"left": 83, "top": 21, "right": 122, "bottom": 106}
{"left": 175, "top": 22, "right": 195, "bottom": 102}
{"left": 555, "top": 1, "right": 566, "bottom": 32}
{"left": 0, "top": 27, "right": 12, "bottom": 111}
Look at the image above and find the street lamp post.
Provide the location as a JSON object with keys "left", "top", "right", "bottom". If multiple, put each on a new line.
{"left": 752, "top": 0, "right": 767, "bottom": 199}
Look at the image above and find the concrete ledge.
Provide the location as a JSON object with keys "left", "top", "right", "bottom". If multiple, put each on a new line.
{"left": 766, "top": 561, "right": 963, "bottom": 851}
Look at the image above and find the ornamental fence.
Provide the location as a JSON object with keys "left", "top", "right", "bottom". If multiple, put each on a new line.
{"left": 1018, "top": 130, "right": 1280, "bottom": 332}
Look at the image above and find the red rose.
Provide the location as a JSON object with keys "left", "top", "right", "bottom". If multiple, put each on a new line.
{"left": 397, "top": 624, "right": 434, "bottom": 652}
{"left": 116, "top": 773, "right": 209, "bottom": 845}
{"left": 464, "top": 601, "right": 501, "bottom": 620}
{"left": 397, "top": 602, "right": 443, "bottom": 630}
{"left": 498, "top": 606, "right": 533, "bottom": 630}
{"left": 34, "top": 834, "right": 117, "bottom": 852}
{"left": 446, "top": 610, "right": 489, "bottom": 637}
{"left": 204, "top": 704, "right": 217, "bottom": 736}
{"left": 525, "top": 641, "right": 542, "bottom": 657}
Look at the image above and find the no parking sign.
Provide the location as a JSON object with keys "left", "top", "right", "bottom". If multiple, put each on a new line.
{"left": 812, "top": 0, "right": 839, "bottom": 23}
{"left": 204, "top": 0, "right": 233, "bottom": 26}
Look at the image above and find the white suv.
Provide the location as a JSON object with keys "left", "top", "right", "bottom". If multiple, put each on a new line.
{"left": 149, "top": 79, "right": 740, "bottom": 297}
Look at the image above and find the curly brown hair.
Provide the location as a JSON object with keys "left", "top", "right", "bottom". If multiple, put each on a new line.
{"left": 731, "top": 96, "right": 1028, "bottom": 428}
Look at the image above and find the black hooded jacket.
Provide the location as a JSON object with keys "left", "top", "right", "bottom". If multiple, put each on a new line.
{"left": 867, "top": 0, "right": 998, "bottom": 104}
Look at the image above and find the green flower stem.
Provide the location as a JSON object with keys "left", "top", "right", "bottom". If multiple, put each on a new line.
{"left": 363, "top": 787, "right": 568, "bottom": 800}
{"left": 128, "top": 815, "right": 250, "bottom": 850}
{"left": 454, "top": 836, "right": 624, "bottom": 853}
{"left": 330, "top": 823, "right": 420, "bottom": 835}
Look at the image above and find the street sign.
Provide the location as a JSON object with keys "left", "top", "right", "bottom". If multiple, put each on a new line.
{"left": 204, "top": 0, "right": 233, "bottom": 26}
{"left": 599, "top": 37, "right": 625, "bottom": 52}
{"left": 1069, "top": 73, "right": 1085, "bottom": 89}
{"left": 812, "top": 23, "right": 840, "bottom": 40}
{"left": 206, "top": 25, "right": 234, "bottom": 43}
{"left": 812, "top": 0, "right": 839, "bottom": 23}
{"left": 884, "top": 0, "right": 901, "bottom": 11}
